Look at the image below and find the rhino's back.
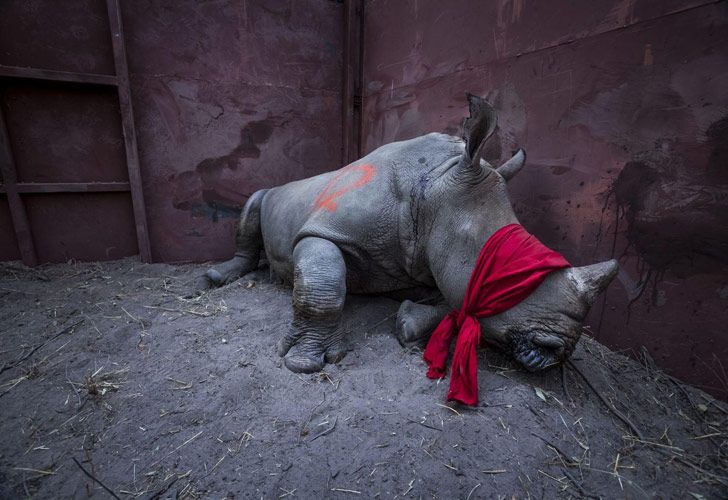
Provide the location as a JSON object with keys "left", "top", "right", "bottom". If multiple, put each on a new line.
{"left": 260, "top": 132, "right": 463, "bottom": 290}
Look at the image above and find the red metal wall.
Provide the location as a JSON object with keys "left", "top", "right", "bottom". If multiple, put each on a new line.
{"left": 0, "top": 0, "right": 343, "bottom": 263}
{"left": 0, "top": 0, "right": 135, "bottom": 263}
{"left": 121, "top": 0, "right": 343, "bottom": 262}
{"left": 361, "top": 0, "right": 728, "bottom": 398}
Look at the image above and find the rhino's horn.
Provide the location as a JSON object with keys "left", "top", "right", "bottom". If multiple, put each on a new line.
{"left": 461, "top": 93, "right": 497, "bottom": 171}
{"left": 497, "top": 149, "right": 526, "bottom": 181}
{"left": 569, "top": 259, "right": 619, "bottom": 306}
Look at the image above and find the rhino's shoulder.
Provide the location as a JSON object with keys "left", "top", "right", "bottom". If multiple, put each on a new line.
{"left": 365, "top": 132, "right": 464, "bottom": 170}
{"left": 382, "top": 132, "right": 464, "bottom": 156}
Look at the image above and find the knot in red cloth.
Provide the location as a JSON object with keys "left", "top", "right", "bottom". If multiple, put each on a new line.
{"left": 423, "top": 224, "right": 570, "bottom": 406}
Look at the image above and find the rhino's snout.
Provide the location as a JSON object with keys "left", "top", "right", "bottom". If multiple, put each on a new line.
{"left": 512, "top": 332, "right": 568, "bottom": 372}
{"left": 515, "top": 348, "right": 555, "bottom": 372}
{"left": 516, "top": 349, "right": 553, "bottom": 372}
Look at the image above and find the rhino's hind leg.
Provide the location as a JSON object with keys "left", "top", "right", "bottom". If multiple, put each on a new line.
{"left": 396, "top": 300, "right": 450, "bottom": 346}
{"left": 278, "top": 237, "right": 347, "bottom": 373}
{"left": 205, "top": 189, "right": 268, "bottom": 288}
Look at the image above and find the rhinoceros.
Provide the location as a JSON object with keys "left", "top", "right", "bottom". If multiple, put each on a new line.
{"left": 204, "top": 94, "right": 618, "bottom": 375}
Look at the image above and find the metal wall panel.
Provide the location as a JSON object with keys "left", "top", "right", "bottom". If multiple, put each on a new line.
{"left": 0, "top": 0, "right": 141, "bottom": 265}
{"left": 0, "top": 0, "right": 115, "bottom": 75}
{"left": 361, "top": 0, "right": 728, "bottom": 399}
{"left": 2, "top": 83, "right": 127, "bottom": 183}
{"left": 24, "top": 192, "right": 138, "bottom": 263}
{"left": 0, "top": 0, "right": 344, "bottom": 264}
{"left": 0, "top": 196, "right": 21, "bottom": 261}
{"left": 120, "top": 0, "right": 344, "bottom": 262}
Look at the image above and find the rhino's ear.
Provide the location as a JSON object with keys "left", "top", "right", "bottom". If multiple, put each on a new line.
{"left": 461, "top": 93, "right": 497, "bottom": 171}
{"left": 497, "top": 149, "right": 526, "bottom": 181}
{"left": 569, "top": 259, "right": 619, "bottom": 306}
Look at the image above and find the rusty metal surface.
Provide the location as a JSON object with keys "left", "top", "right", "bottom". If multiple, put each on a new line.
{"left": 0, "top": 0, "right": 129, "bottom": 264}
{"left": 24, "top": 192, "right": 138, "bottom": 263}
{"left": 0, "top": 196, "right": 20, "bottom": 261}
{"left": 0, "top": 0, "right": 115, "bottom": 75}
{"left": 0, "top": 100, "right": 37, "bottom": 266}
{"left": 120, "top": 0, "right": 344, "bottom": 262}
{"left": 0, "top": 0, "right": 344, "bottom": 264}
{"left": 2, "top": 83, "right": 127, "bottom": 183}
{"left": 361, "top": 0, "right": 728, "bottom": 398}
{"left": 0, "top": 80, "right": 133, "bottom": 264}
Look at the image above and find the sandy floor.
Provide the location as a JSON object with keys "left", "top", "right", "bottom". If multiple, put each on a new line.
{"left": 0, "top": 258, "right": 726, "bottom": 499}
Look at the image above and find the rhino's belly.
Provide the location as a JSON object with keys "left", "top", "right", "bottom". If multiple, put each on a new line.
{"left": 339, "top": 242, "right": 423, "bottom": 294}
{"left": 260, "top": 182, "right": 419, "bottom": 294}
{"left": 259, "top": 185, "right": 312, "bottom": 284}
{"left": 264, "top": 240, "right": 417, "bottom": 294}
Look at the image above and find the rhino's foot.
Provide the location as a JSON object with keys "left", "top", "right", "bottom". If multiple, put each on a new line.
{"left": 278, "top": 237, "right": 347, "bottom": 374}
{"left": 205, "top": 255, "right": 249, "bottom": 288}
{"left": 283, "top": 349, "right": 325, "bottom": 373}
{"left": 396, "top": 300, "right": 422, "bottom": 345}
{"left": 205, "top": 189, "right": 265, "bottom": 288}
{"left": 324, "top": 342, "right": 346, "bottom": 364}
{"left": 395, "top": 300, "right": 451, "bottom": 346}
{"left": 182, "top": 274, "right": 214, "bottom": 298}
{"left": 278, "top": 329, "right": 346, "bottom": 373}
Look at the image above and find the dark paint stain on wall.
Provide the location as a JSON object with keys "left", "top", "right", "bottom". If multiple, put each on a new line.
{"left": 612, "top": 114, "right": 728, "bottom": 279}
{"left": 171, "top": 118, "right": 278, "bottom": 221}
{"left": 613, "top": 132, "right": 728, "bottom": 278}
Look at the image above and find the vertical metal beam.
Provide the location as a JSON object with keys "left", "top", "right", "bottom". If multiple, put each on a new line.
{"left": 342, "top": 0, "right": 364, "bottom": 165}
{"left": 342, "top": 0, "right": 354, "bottom": 165}
{"left": 356, "top": 0, "right": 365, "bottom": 158}
{"left": 0, "top": 107, "right": 37, "bottom": 266}
{"left": 106, "top": 0, "right": 153, "bottom": 263}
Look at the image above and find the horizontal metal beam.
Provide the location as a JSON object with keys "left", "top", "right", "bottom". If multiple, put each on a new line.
{"left": 0, "top": 181, "right": 130, "bottom": 194}
{"left": 0, "top": 65, "right": 118, "bottom": 86}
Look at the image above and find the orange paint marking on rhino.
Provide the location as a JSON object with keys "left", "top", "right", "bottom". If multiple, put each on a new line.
{"left": 313, "top": 163, "right": 376, "bottom": 213}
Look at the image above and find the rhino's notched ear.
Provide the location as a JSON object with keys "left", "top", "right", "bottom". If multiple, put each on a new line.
{"left": 497, "top": 148, "right": 526, "bottom": 181}
{"left": 569, "top": 259, "right": 619, "bottom": 306}
{"left": 461, "top": 93, "right": 497, "bottom": 169}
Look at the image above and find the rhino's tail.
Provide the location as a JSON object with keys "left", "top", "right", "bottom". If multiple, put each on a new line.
{"left": 205, "top": 189, "right": 269, "bottom": 287}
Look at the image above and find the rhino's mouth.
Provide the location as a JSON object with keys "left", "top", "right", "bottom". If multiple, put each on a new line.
{"left": 511, "top": 331, "right": 568, "bottom": 372}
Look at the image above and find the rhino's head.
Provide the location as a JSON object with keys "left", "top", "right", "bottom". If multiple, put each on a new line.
{"left": 426, "top": 94, "right": 618, "bottom": 371}
{"left": 480, "top": 261, "right": 618, "bottom": 371}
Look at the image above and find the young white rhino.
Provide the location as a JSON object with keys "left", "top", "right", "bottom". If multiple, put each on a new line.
{"left": 205, "top": 95, "right": 618, "bottom": 375}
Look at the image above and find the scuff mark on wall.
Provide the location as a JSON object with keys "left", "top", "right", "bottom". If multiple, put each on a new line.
{"left": 149, "top": 79, "right": 184, "bottom": 145}
{"left": 563, "top": 78, "right": 697, "bottom": 152}
{"left": 643, "top": 43, "right": 654, "bottom": 66}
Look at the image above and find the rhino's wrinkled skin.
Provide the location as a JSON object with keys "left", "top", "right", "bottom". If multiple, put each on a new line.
{"left": 206, "top": 95, "right": 619, "bottom": 374}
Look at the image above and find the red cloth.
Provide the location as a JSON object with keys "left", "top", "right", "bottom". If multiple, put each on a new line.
{"left": 423, "top": 223, "right": 570, "bottom": 406}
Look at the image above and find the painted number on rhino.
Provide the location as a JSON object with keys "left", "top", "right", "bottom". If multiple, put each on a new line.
{"left": 314, "top": 163, "right": 376, "bottom": 213}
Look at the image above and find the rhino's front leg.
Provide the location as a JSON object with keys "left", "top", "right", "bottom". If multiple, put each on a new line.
{"left": 396, "top": 300, "right": 450, "bottom": 345}
{"left": 278, "top": 237, "right": 347, "bottom": 373}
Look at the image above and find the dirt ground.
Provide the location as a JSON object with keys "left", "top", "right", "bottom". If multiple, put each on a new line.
{"left": 0, "top": 258, "right": 726, "bottom": 499}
